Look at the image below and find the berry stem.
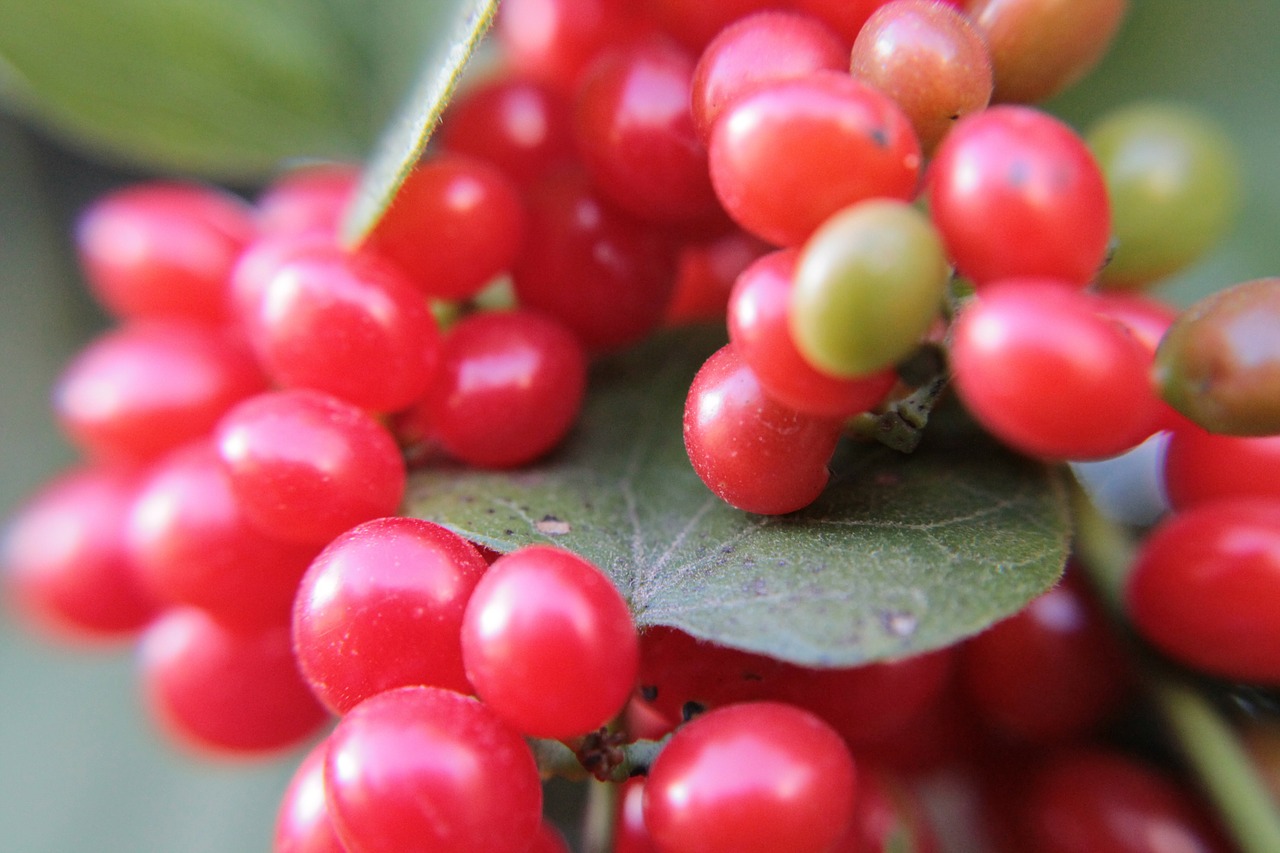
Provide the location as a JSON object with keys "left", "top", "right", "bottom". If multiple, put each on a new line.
{"left": 1071, "top": 480, "right": 1280, "bottom": 853}
{"left": 581, "top": 776, "right": 619, "bottom": 853}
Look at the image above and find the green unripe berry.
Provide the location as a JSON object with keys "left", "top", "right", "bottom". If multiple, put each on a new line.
{"left": 1156, "top": 277, "right": 1280, "bottom": 436}
{"left": 790, "top": 199, "right": 949, "bottom": 378}
{"left": 1088, "top": 102, "right": 1241, "bottom": 289}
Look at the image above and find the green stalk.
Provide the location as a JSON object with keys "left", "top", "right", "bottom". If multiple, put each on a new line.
{"left": 581, "top": 777, "right": 619, "bottom": 853}
{"left": 1071, "top": 480, "right": 1280, "bottom": 853}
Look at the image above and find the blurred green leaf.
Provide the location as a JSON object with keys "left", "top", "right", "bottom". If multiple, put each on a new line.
{"left": 341, "top": 0, "right": 497, "bottom": 245}
{"left": 408, "top": 327, "right": 1071, "bottom": 667}
{"left": 0, "top": 0, "right": 495, "bottom": 180}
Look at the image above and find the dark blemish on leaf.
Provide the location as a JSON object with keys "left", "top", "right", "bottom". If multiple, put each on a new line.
{"left": 504, "top": 529, "right": 514, "bottom": 536}
{"left": 484, "top": 507, "right": 496, "bottom": 514}
{"left": 870, "top": 127, "right": 888, "bottom": 147}
{"left": 535, "top": 514, "right": 571, "bottom": 535}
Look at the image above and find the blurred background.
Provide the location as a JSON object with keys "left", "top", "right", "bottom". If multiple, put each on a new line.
{"left": 1, "top": 1, "right": 1278, "bottom": 850}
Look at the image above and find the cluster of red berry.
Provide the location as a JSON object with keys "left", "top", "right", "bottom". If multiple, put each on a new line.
{"left": 5, "top": 0, "right": 1280, "bottom": 850}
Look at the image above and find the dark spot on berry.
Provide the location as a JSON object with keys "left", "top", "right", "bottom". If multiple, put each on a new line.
{"left": 681, "top": 701, "right": 707, "bottom": 722}
{"left": 640, "top": 684, "right": 658, "bottom": 702}
{"left": 870, "top": 127, "right": 889, "bottom": 148}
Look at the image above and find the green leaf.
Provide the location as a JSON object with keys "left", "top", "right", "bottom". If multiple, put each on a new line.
{"left": 341, "top": 0, "right": 497, "bottom": 245}
{"left": 407, "top": 327, "right": 1071, "bottom": 667}
{"left": 0, "top": 0, "right": 496, "bottom": 181}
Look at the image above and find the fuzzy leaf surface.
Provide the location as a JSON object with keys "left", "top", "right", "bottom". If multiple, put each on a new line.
{"left": 407, "top": 327, "right": 1071, "bottom": 667}
{"left": 0, "top": 0, "right": 496, "bottom": 180}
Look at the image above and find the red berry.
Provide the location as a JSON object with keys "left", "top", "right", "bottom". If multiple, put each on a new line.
{"left": 462, "top": 545, "right": 639, "bottom": 738}
{"left": 709, "top": 71, "right": 921, "bottom": 247}
{"left": 402, "top": 309, "right": 587, "bottom": 468}
{"left": 643, "top": 701, "right": 858, "bottom": 853}
{"left": 513, "top": 170, "right": 678, "bottom": 351}
{"left": 439, "top": 76, "right": 576, "bottom": 189}
{"left": 1163, "top": 427, "right": 1280, "bottom": 511}
{"left": 292, "top": 518, "right": 488, "bottom": 714}
{"left": 949, "top": 281, "right": 1157, "bottom": 460}
{"left": 928, "top": 105, "right": 1111, "bottom": 286}
{"left": 54, "top": 321, "right": 266, "bottom": 464}
{"left": 359, "top": 153, "right": 526, "bottom": 301}
{"left": 242, "top": 245, "right": 440, "bottom": 413}
{"left": 684, "top": 343, "right": 844, "bottom": 514}
{"left": 1001, "top": 748, "right": 1232, "bottom": 853}
{"left": 643, "top": 0, "right": 778, "bottom": 53}
{"left": 1126, "top": 499, "right": 1280, "bottom": 684}
{"left": 325, "top": 686, "right": 542, "bottom": 853}
{"left": 960, "top": 568, "right": 1130, "bottom": 742}
{"left": 76, "top": 181, "right": 255, "bottom": 324}
{"left": 214, "top": 390, "right": 406, "bottom": 545}
{"left": 574, "top": 38, "right": 719, "bottom": 223}
{"left": 139, "top": 607, "right": 329, "bottom": 756}
{"left": 128, "top": 440, "right": 318, "bottom": 629}
{"left": 498, "top": 0, "right": 644, "bottom": 91}
{"left": 690, "top": 10, "right": 847, "bottom": 145}
{"left": 256, "top": 163, "right": 359, "bottom": 239}
{"left": 665, "top": 228, "right": 772, "bottom": 325}
{"left": 728, "top": 248, "right": 896, "bottom": 417}
{"left": 274, "top": 739, "right": 347, "bottom": 853}
{"left": 3, "top": 467, "right": 159, "bottom": 642}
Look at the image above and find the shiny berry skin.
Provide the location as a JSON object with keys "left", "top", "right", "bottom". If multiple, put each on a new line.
{"left": 690, "top": 11, "right": 847, "bottom": 145}
{"left": 960, "top": 569, "right": 1130, "bottom": 742}
{"left": 791, "top": 198, "right": 950, "bottom": 377}
{"left": 292, "top": 518, "right": 489, "bottom": 715}
{"left": 643, "top": 0, "right": 777, "bottom": 53}
{"left": 358, "top": 153, "right": 526, "bottom": 301}
{"left": 324, "top": 686, "right": 542, "bottom": 853}
{"left": 709, "top": 71, "right": 921, "bottom": 247}
{"left": 616, "top": 778, "right": 659, "bottom": 853}
{"left": 54, "top": 321, "right": 266, "bottom": 464}
{"left": 405, "top": 310, "right": 587, "bottom": 468}
{"left": 1155, "top": 277, "right": 1280, "bottom": 436}
{"left": 214, "top": 390, "right": 406, "bottom": 545}
{"left": 684, "top": 343, "right": 843, "bottom": 514}
{"left": 1002, "top": 748, "right": 1231, "bottom": 853}
{"left": 643, "top": 701, "right": 858, "bottom": 853}
{"left": 256, "top": 163, "right": 360, "bottom": 239}
{"left": 928, "top": 105, "right": 1111, "bottom": 287}
{"left": 75, "top": 181, "right": 255, "bottom": 323}
{"left": 969, "top": 0, "right": 1129, "bottom": 104}
{"left": 439, "top": 76, "right": 576, "bottom": 189}
{"left": 1126, "top": 499, "right": 1280, "bottom": 684}
{"left": 1163, "top": 427, "right": 1280, "bottom": 511}
{"left": 3, "top": 466, "right": 158, "bottom": 642}
{"left": 574, "top": 38, "right": 719, "bottom": 223}
{"left": 243, "top": 245, "right": 440, "bottom": 413}
{"left": 512, "top": 170, "right": 678, "bottom": 351}
{"left": 727, "top": 248, "right": 896, "bottom": 418}
{"left": 498, "top": 0, "right": 643, "bottom": 91}
{"left": 790, "top": 0, "right": 965, "bottom": 47}
{"left": 665, "top": 228, "right": 772, "bottom": 325}
{"left": 949, "top": 281, "right": 1157, "bottom": 460}
{"left": 850, "top": 0, "right": 994, "bottom": 153}
{"left": 128, "top": 440, "right": 318, "bottom": 629}
{"left": 274, "top": 739, "right": 347, "bottom": 853}
{"left": 139, "top": 607, "right": 329, "bottom": 757}
{"left": 461, "top": 545, "right": 639, "bottom": 738}
{"left": 529, "top": 822, "right": 572, "bottom": 853}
